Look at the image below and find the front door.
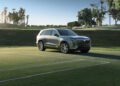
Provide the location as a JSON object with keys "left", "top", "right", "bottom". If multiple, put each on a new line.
{"left": 48, "top": 30, "right": 60, "bottom": 48}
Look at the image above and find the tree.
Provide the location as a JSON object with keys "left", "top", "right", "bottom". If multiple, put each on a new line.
{"left": 3, "top": 7, "right": 8, "bottom": 24}
{"left": 90, "top": 4, "right": 98, "bottom": 19}
{"left": 107, "top": 0, "right": 120, "bottom": 25}
{"left": 8, "top": 9, "right": 20, "bottom": 24}
{"left": 78, "top": 8, "right": 92, "bottom": 27}
{"left": 110, "top": 9, "right": 120, "bottom": 25}
{"left": 8, "top": 8, "right": 28, "bottom": 26}
{"left": 90, "top": 1, "right": 106, "bottom": 26}
{"left": 8, "top": 12, "right": 13, "bottom": 22}
{"left": 115, "top": 0, "right": 120, "bottom": 9}
{"left": 18, "top": 8, "right": 25, "bottom": 25}
{"left": 100, "top": 0, "right": 105, "bottom": 26}
{"left": 106, "top": 0, "right": 114, "bottom": 25}
{"left": 90, "top": 4, "right": 99, "bottom": 26}
{"left": 67, "top": 21, "right": 81, "bottom": 28}
{"left": 96, "top": 9, "right": 105, "bottom": 26}
{"left": 26, "top": 15, "right": 29, "bottom": 26}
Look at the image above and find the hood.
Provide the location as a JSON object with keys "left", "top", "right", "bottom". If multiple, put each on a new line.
{"left": 70, "top": 35, "right": 89, "bottom": 39}
{"left": 60, "top": 35, "right": 90, "bottom": 41}
{"left": 69, "top": 35, "right": 90, "bottom": 40}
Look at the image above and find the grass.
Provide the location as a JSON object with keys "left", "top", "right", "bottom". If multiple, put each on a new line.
{"left": 0, "top": 46, "right": 119, "bottom": 86}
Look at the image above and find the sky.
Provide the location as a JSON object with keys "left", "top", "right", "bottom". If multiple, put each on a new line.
{"left": 0, "top": 0, "right": 117, "bottom": 25}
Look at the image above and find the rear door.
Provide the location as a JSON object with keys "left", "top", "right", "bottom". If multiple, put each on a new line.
{"left": 44, "top": 30, "right": 53, "bottom": 46}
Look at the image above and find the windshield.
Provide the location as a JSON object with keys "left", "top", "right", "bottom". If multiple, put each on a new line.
{"left": 58, "top": 29, "right": 77, "bottom": 36}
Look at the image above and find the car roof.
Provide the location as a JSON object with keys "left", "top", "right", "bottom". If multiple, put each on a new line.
{"left": 41, "top": 28, "right": 69, "bottom": 31}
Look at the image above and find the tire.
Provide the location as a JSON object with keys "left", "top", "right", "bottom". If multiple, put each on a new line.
{"left": 38, "top": 41, "right": 45, "bottom": 51}
{"left": 80, "top": 49, "right": 89, "bottom": 53}
{"left": 60, "top": 42, "right": 69, "bottom": 54}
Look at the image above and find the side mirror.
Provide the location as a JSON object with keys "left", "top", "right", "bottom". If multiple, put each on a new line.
{"left": 54, "top": 34, "right": 59, "bottom": 37}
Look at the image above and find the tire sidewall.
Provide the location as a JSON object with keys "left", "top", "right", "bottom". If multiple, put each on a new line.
{"left": 60, "top": 42, "right": 69, "bottom": 54}
{"left": 38, "top": 41, "right": 45, "bottom": 51}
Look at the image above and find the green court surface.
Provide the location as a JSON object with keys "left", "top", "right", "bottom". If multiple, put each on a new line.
{"left": 0, "top": 47, "right": 120, "bottom": 86}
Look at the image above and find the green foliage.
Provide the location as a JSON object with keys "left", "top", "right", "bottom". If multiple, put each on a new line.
{"left": 78, "top": 8, "right": 92, "bottom": 27}
{"left": 67, "top": 21, "right": 81, "bottom": 28}
{"left": 0, "top": 23, "right": 25, "bottom": 29}
{"left": 3, "top": 7, "right": 8, "bottom": 24}
{"left": 8, "top": 8, "right": 26, "bottom": 25}
{"left": 0, "top": 24, "right": 67, "bottom": 29}
{"left": 78, "top": 3, "right": 105, "bottom": 27}
{"left": 0, "top": 29, "right": 119, "bottom": 47}
{"left": 110, "top": 9, "right": 120, "bottom": 25}
{"left": 113, "top": 0, "right": 120, "bottom": 9}
{"left": 107, "top": 0, "right": 114, "bottom": 10}
{"left": 90, "top": 2, "right": 106, "bottom": 26}
{"left": 107, "top": 0, "right": 120, "bottom": 25}
{"left": 8, "top": 11, "right": 20, "bottom": 24}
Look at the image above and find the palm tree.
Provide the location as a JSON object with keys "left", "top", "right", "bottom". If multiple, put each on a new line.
{"left": 100, "top": 0, "right": 105, "bottom": 26}
{"left": 11, "top": 8, "right": 20, "bottom": 24}
{"left": 8, "top": 12, "right": 13, "bottom": 23}
{"left": 1, "top": 11, "right": 4, "bottom": 23}
{"left": 3, "top": 7, "right": 8, "bottom": 24}
{"left": 26, "top": 15, "right": 29, "bottom": 26}
{"left": 90, "top": 4, "right": 98, "bottom": 23}
{"left": 90, "top": 3, "right": 105, "bottom": 26}
{"left": 100, "top": 0, "right": 104, "bottom": 12}
{"left": 106, "top": 0, "right": 114, "bottom": 25}
{"left": 19, "top": 8, "right": 25, "bottom": 25}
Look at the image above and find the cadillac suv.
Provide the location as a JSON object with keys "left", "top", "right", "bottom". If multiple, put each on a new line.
{"left": 36, "top": 28, "right": 91, "bottom": 54}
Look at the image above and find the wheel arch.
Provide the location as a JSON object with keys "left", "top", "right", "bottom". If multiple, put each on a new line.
{"left": 59, "top": 41, "right": 70, "bottom": 48}
{"left": 37, "top": 40, "right": 46, "bottom": 51}
{"left": 60, "top": 41, "right": 68, "bottom": 45}
{"left": 38, "top": 40, "right": 43, "bottom": 43}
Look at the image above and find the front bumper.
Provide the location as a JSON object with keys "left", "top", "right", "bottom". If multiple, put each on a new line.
{"left": 69, "top": 40, "right": 91, "bottom": 50}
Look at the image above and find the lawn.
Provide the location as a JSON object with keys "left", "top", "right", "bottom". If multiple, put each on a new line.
{"left": 0, "top": 47, "right": 120, "bottom": 86}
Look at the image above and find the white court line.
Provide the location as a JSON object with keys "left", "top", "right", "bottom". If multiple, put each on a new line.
{"left": 0, "top": 61, "right": 110, "bottom": 83}
{"left": 0, "top": 59, "right": 85, "bottom": 72}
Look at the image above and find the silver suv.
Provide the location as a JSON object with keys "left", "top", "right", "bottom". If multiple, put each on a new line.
{"left": 36, "top": 28, "right": 91, "bottom": 53}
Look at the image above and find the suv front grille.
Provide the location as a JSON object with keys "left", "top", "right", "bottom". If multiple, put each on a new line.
{"left": 78, "top": 40, "right": 90, "bottom": 47}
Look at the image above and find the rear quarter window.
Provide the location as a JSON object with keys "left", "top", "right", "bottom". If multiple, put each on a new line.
{"left": 40, "top": 30, "right": 52, "bottom": 35}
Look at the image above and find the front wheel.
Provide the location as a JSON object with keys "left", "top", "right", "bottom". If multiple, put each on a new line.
{"left": 38, "top": 41, "right": 45, "bottom": 51}
{"left": 60, "top": 42, "right": 69, "bottom": 54}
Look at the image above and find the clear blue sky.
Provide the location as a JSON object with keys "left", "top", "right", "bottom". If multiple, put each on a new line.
{"left": 0, "top": 0, "right": 117, "bottom": 25}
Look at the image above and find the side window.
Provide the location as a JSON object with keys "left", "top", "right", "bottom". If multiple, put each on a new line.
{"left": 46, "top": 30, "right": 52, "bottom": 35}
{"left": 52, "top": 30, "right": 58, "bottom": 36}
{"left": 40, "top": 30, "right": 52, "bottom": 36}
{"left": 40, "top": 30, "right": 46, "bottom": 35}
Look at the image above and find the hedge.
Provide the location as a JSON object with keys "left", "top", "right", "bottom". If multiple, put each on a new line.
{"left": 0, "top": 29, "right": 120, "bottom": 47}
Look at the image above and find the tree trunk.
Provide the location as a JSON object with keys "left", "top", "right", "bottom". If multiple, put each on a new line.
{"left": 109, "top": 14, "right": 111, "bottom": 25}
{"left": 97, "top": 20, "right": 101, "bottom": 27}
{"left": 99, "top": 20, "right": 102, "bottom": 26}
{"left": 115, "top": 19, "right": 118, "bottom": 25}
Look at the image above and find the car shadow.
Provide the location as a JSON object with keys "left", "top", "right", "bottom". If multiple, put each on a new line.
{"left": 47, "top": 49, "right": 120, "bottom": 60}
{"left": 78, "top": 52, "right": 120, "bottom": 60}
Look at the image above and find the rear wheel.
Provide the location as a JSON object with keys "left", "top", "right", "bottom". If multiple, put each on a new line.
{"left": 38, "top": 41, "right": 45, "bottom": 51}
{"left": 60, "top": 42, "right": 69, "bottom": 54}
